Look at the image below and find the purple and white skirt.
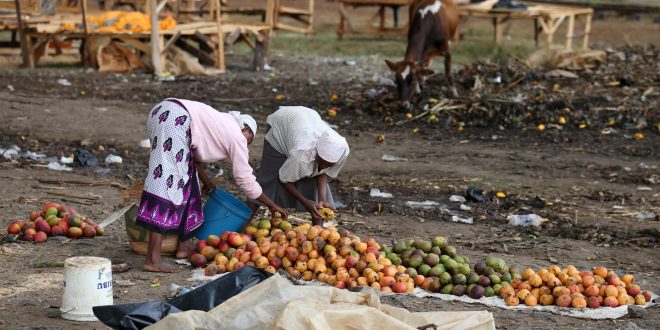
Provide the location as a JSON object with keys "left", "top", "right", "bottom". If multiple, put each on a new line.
{"left": 136, "top": 99, "right": 203, "bottom": 240}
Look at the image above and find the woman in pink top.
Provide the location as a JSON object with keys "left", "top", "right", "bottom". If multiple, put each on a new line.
{"left": 136, "top": 98, "right": 287, "bottom": 273}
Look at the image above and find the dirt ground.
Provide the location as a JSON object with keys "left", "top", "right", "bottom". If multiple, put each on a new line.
{"left": 1, "top": 1, "right": 659, "bottom": 329}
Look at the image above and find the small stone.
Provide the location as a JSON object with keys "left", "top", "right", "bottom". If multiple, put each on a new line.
{"left": 628, "top": 305, "right": 647, "bottom": 319}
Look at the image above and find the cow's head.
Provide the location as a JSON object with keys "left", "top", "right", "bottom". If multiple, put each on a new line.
{"left": 385, "top": 60, "right": 434, "bottom": 109}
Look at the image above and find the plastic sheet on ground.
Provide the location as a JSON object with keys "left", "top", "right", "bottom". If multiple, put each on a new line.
{"left": 147, "top": 274, "right": 496, "bottom": 330}
{"left": 412, "top": 288, "right": 658, "bottom": 320}
{"left": 93, "top": 266, "right": 272, "bottom": 330}
{"left": 284, "top": 272, "right": 658, "bottom": 320}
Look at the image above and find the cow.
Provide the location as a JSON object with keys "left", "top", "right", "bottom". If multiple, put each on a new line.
{"left": 385, "top": 0, "right": 459, "bottom": 109}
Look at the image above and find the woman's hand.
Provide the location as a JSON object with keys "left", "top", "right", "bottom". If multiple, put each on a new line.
{"left": 317, "top": 200, "right": 335, "bottom": 210}
{"left": 269, "top": 205, "right": 289, "bottom": 221}
{"left": 302, "top": 199, "right": 323, "bottom": 224}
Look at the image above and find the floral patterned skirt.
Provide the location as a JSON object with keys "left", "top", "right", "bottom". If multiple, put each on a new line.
{"left": 136, "top": 99, "right": 203, "bottom": 240}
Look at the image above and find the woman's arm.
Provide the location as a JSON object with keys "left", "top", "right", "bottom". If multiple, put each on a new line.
{"left": 195, "top": 161, "right": 215, "bottom": 195}
{"left": 315, "top": 174, "right": 333, "bottom": 209}
{"left": 280, "top": 180, "right": 323, "bottom": 222}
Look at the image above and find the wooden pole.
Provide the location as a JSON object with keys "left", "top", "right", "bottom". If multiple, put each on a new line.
{"left": 14, "top": 0, "right": 34, "bottom": 68}
{"left": 150, "top": 0, "right": 163, "bottom": 77}
{"left": 80, "top": 0, "right": 90, "bottom": 67}
{"left": 215, "top": 0, "right": 225, "bottom": 71}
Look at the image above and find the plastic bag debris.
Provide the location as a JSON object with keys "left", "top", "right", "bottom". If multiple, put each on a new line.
{"left": 25, "top": 151, "right": 46, "bottom": 161}
{"left": 2, "top": 148, "right": 19, "bottom": 160}
{"left": 460, "top": 204, "right": 471, "bottom": 211}
{"left": 105, "top": 154, "right": 123, "bottom": 164}
{"left": 467, "top": 186, "right": 488, "bottom": 203}
{"left": 60, "top": 156, "right": 74, "bottom": 164}
{"left": 7, "top": 85, "right": 14, "bottom": 92}
{"left": 93, "top": 266, "right": 272, "bottom": 330}
{"left": 405, "top": 200, "right": 439, "bottom": 209}
{"left": 507, "top": 214, "right": 545, "bottom": 227}
{"left": 370, "top": 188, "right": 393, "bottom": 198}
{"left": 47, "top": 162, "right": 72, "bottom": 172}
{"left": 449, "top": 195, "right": 466, "bottom": 203}
{"left": 636, "top": 212, "right": 656, "bottom": 221}
{"left": 74, "top": 149, "right": 98, "bottom": 167}
{"left": 139, "top": 139, "right": 151, "bottom": 148}
{"left": 381, "top": 154, "right": 408, "bottom": 162}
{"left": 451, "top": 215, "right": 473, "bottom": 224}
{"left": 57, "top": 78, "right": 71, "bottom": 86}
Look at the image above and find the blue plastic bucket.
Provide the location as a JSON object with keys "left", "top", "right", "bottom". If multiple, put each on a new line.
{"left": 197, "top": 189, "right": 253, "bottom": 240}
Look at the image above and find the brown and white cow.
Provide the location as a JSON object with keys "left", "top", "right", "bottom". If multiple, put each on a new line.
{"left": 386, "top": 0, "right": 459, "bottom": 109}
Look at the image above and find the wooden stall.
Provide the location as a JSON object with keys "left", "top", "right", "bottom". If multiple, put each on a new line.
{"left": 337, "top": 0, "right": 412, "bottom": 40}
{"left": 458, "top": 1, "right": 593, "bottom": 49}
{"left": 3, "top": 0, "right": 275, "bottom": 74}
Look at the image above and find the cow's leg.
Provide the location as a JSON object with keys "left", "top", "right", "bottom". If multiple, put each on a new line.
{"left": 445, "top": 53, "right": 458, "bottom": 98}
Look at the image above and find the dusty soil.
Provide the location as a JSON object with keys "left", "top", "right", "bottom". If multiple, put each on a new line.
{"left": 1, "top": 2, "right": 659, "bottom": 329}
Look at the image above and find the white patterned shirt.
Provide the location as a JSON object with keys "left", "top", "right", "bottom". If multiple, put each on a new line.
{"left": 265, "top": 106, "right": 349, "bottom": 183}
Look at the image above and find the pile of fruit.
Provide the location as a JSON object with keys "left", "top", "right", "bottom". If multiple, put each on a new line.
{"left": 498, "top": 265, "right": 652, "bottom": 308}
{"left": 6, "top": 202, "right": 104, "bottom": 243}
{"left": 192, "top": 219, "right": 416, "bottom": 293}
{"left": 189, "top": 217, "right": 653, "bottom": 308}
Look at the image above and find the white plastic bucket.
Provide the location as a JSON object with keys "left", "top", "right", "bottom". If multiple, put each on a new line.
{"left": 60, "top": 256, "right": 113, "bottom": 321}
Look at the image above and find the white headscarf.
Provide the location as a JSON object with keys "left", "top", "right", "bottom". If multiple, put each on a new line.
{"left": 317, "top": 130, "right": 348, "bottom": 163}
{"left": 229, "top": 111, "right": 257, "bottom": 136}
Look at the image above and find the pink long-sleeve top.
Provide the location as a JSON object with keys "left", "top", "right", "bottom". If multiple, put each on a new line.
{"left": 173, "top": 99, "right": 262, "bottom": 199}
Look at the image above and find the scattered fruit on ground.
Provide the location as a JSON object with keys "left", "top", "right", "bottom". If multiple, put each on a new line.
{"left": 7, "top": 203, "right": 100, "bottom": 242}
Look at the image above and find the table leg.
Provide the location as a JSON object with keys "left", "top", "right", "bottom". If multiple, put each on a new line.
{"left": 534, "top": 18, "right": 539, "bottom": 47}
{"left": 565, "top": 14, "right": 575, "bottom": 49}
{"left": 493, "top": 17, "right": 503, "bottom": 44}
{"left": 379, "top": 5, "right": 385, "bottom": 31}
{"left": 582, "top": 13, "right": 592, "bottom": 49}
{"left": 338, "top": 2, "right": 345, "bottom": 40}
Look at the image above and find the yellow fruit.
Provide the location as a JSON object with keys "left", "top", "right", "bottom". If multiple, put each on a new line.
{"left": 376, "top": 135, "right": 385, "bottom": 143}
{"left": 516, "top": 289, "right": 531, "bottom": 300}
{"left": 275, "top": 94, "right": 285, "bottom": 101}
{"left": 319, "top": 208, "right": 335, "bottom": 221}
{"left": 525, "top": 295, "right": 538, "bottom": 306}
{"left": 633, "top": 132, "right": 644, "bottom": 140}
{"left": 523, "top": 268, "right": 535, "bottom": 280}
{"left": 330, "top": 94, "right": 338, "bottom": 102}
{"left": 537, "top": 124, "right": 545, "bottom": 131}
{"left": 548, "top": 265, "right": 561, "bottom": 276}
{"left": 540, "top": 294, "right": 554, "bottom": 305}
{"left": 565, "top": 265, "right": 579, "bottom": 277}
{"left": 496, "top": 192, "right": 506, "bottom": 198}
{"left": 558, "top": 116, "right": 566, "bottom": 125}
{"left": 635, "top": 294, "right": 646, "bottom": 305}
{"left": 327, "top": 108, "right": 337, "bottom": 118}
{"left": 621, "top": 274, "right": 634, "bottom": 285}
{"left": 405, "top": 113, "right": 413, "bottom": 119}
{"left": 505, "top": 295, "right": 520, "bottom": 306}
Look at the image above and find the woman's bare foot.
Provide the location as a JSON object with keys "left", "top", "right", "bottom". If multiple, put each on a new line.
{"left": 175, "top": 239, "right": 195, "bottom": 259}
{"left": 143, "top": 261, "right": 183, "bottom": 273}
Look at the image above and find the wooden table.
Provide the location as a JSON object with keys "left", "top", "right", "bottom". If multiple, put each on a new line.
{"left": 337, "top": 0, "right": 412, "bottom": 40}
{"left": 458, "top": 1, "right": 593, "bottom": 49}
